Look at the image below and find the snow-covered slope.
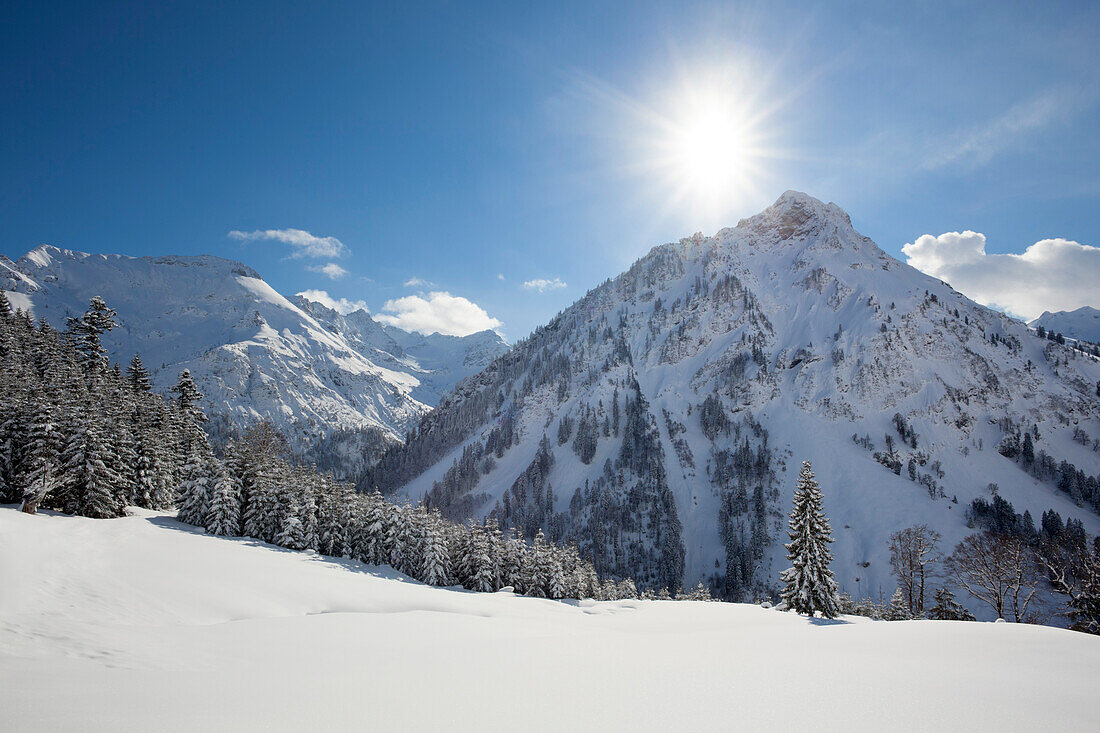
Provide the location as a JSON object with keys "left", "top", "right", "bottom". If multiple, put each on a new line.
{"left": 1031, "top": 306, "right": 1100, "bottom": 343}
{"left": 0, "top": 247, "right": 508, "bottom": 448}
{"left": 295, "top": 296, "right": 507, "bottom": 406}
{"left": 2, "top": 506, "right": 1096, "bottom": 732}
{"left": 370, "top": 191, "right": 1100, "bottom": 601}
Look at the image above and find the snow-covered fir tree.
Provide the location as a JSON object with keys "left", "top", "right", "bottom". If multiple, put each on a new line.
{"left": 886, "top": 588, "right": 914, "bottom": 620}
{"left": 927, "top": 587, "right": 975, "bottom": 621}
{"left": 419, "top": 510, "right": 452, "bottom": 586}
{"left": 126, "top": 353, "right": 152, "bottom": 393}
{"left": 0, "top": 294, "right": 207, "bottom": 517}
{"left": 205, "top": 463, "right": 241, "bottom": 537}
{"left": 176, "top": 453, "right": 212, "bottom": 528}
{"left": 19, "top": 397, "right": 60, "bottom": 513}
{"left": 57, "top": 419, "right": 124, "bottom": 519}
{"left": 779, "top": 461, "right": 840, "bottom": 618}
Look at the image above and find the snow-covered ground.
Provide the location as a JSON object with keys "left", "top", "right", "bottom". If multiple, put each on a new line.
{"left": 2, "top": 506, "right": 1097, "bottom": 732}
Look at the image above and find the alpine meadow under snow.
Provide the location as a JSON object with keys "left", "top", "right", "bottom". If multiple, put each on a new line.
{"left": 2, "top": 507, "right": 1098, "bottom": 733}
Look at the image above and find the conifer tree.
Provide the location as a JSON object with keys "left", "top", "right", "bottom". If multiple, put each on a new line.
{"left": 171, "top": 369, "right": 205, "bottom": 422}
{"left": 886, "top": 588, "right": 913, "bottom": 620}
{"left": 176, "top": 453, "right": 212, "bottom": 527}
{"left": 779, "top": 461, "right": 840, "bottom": 618}
{"left": 467, "top": 525, "right": 498, "bottom": 592}
{"left": 275, "top": 493, "right": 306, "bottom": 550}
{"left": 205, "top": 463, "right": 242, "bottom": 537}
{"left": 66, "top": 296, "right": 117, "bottom": 377}
{"left": 927, "top": 586, "right": 975, "bottom": 621}
{"left": 358, "top": 492, "right": 388, "bottom": 564}
{"left": 57, "top": 421, "right": 124, "bottom": 518}
{"left": 528, "top": 529, "right": 552, "bottom": 598}
{"left": 19, "top": 398, "right": 61, "bottom": 513}
{"left": 126, "top": 354, "right": 152, "bottom": 393}
{"left": 420, "top": 511, "right": 452, "bottom": 586}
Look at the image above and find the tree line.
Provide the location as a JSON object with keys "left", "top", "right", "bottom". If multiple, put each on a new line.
{"left": 0, "top": 293, "right": 207, "bottom": 516}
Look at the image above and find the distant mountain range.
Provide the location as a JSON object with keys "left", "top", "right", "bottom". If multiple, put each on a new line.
{"left": 1030, "top": 306, "right": 1100, "bottom": 344}
{"left": 0, "top": 246, "right": 509, "bottom": 475}
{"left": 367, "top": 191, "right": 1100, "bottom": 598}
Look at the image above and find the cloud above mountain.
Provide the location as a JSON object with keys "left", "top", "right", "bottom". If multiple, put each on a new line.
{"left": 307, "top": 262, "right": 348, "bottom": 280}
{"left": 375, "top": 291, "right": 502, "bottom": 336}
{"left": 296, "top": 289, "right": 369, "bottom": 315}
{"left": 902, "top": 231, "right": 1100, "bottom": 320}
{"left": 523, "top": 277, "right": 567, "bottom": 293}
{"left": 229, "top": 228, "right": 348, "bottom": 259}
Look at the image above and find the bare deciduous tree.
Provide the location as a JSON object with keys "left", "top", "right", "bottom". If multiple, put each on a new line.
{"left": 946, "top": 533, "right": 1042, "bottom": 622}
{"left": 1038, "top": 535, "right": 1100, "bottom": 635}
{"left": 888, "top": 524, "right": 942, "bottom": 615}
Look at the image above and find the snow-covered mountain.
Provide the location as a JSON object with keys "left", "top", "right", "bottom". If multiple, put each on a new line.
{"left": 1031, "top": 306, "right": 1100, "bottom": 344}
{"left": 368, "top": 191, "right": 1100, "bottom": 600}
{"left": 294, "top": 296, "right": 507, "bottom": 407}
{"left": 0, "top": 246, "right": 509, "bottom": 453}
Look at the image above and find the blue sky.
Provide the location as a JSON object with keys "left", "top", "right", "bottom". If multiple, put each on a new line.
{"left": 3, "top": 1, "right": 1098, "bottom": 337}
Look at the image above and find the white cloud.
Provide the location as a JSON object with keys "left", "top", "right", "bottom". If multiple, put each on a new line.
{"left": 375, "top": 291, "right": 502, "bottom": 337}
{"left": 296, "top": 289, "right": 369, "bottom": 315}
{"left": 497, "top": 273, "right": 505, "bottom": 281}
{"left": 523, "top": 277, "right": 567, "bottom": 293}
{"left": 228, "top": 228, "right": 348, "bottom": 259}
{"left": 308, "top": 262, "right": 348, "bottom": 280}
{"left": 403, "top": 277, "right": 435, "bottom": 288}
{"left": 902, "top": 231, "right": 1100, "bottom": 320}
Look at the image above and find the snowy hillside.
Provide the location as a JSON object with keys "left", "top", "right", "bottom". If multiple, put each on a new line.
{"left": 0, "top": 246, "right": 508, "bottom": 450}
{"left": 1031, "top": 306, "right": 1100, "bottom": 344}
{"left": 368, "top": 191, "right": 1100, "bottom": 602}
{"left": 295, "top": 295, "right": 507, "bottom": 406}
{"left": 2, "top": 506, "right": 1097, "bottom": 733}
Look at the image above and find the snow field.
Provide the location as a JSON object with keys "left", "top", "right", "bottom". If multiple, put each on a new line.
{"left": 2, "top": 506, "right": 1097, "bottom": 732}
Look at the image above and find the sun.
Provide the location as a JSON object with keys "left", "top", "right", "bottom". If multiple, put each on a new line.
{"left": 634, "top": 73, "right": 776, "bottom": 228}
{"left": 670, "top": 96, "right": 751, "bottom": 196}
{"left": 574, "top": 56, "right": 783, "bottom": 232}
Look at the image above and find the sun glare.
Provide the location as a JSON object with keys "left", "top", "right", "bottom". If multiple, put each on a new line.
{"left": 575, "top": 55, "right": 784, "bottom": 232}
{"left": 629, "top": 69, "right": 778, "bottom": 229}
{"left": 671, "top": 97, "right": 751, "bottom": 195}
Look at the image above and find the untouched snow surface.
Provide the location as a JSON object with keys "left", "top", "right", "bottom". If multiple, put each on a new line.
{"left": 2, "top": 506, "right": 1097, "bottom": 732}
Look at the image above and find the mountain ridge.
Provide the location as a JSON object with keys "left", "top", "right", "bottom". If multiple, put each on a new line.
{"left": 0, "top": 245, "right": 509, "bottom": 465}
{"left": 367, "top": 191, "right": 1100, "bottom": 599}
{"left": 1030, "top": 306, "right": 1100, "bottom": 344}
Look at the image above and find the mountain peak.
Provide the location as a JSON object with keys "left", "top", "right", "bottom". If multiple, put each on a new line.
{"left": 1030, "top": 305, "right": 1100, "bottom": 342}
{"left": 732, "top": 191, "right": 855, "bottom": 245}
